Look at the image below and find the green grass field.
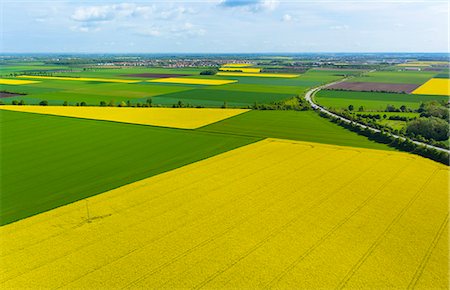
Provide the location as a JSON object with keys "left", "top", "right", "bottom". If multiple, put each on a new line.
{"left": 315, "top": 90, "right": 448, "bottom": 111}
{"left": 199, "top": 110, "right": 391, "bottom": 150}
{"left": 0, "top": 110, "right": 258, "bottom": 225}
{"left": 151, "top": 88, "right": 294, "bottom": 107}
{"left": 350, "top": 70, "right": 437, "bottom": 84}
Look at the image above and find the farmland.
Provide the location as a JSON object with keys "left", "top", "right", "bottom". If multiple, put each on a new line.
{"left": 200, "top": 110, "right": 391, "bottom": 150}
{"left": 315, "top": 90, "right": 448, "bottom": 111}
{"left": 0, "top": 109, "right": 258, "bottom": 225}
{"left": 1, "top": 53, "right": 449, "bottom": 289}
{"left": 0, "top": 106, "right": 249, "bottom": 129}
{"left": 1, "top": 139, "right": 447, "bottom": 288}
{"left": 412, "top": 78, "right": 450, "bottom": 96}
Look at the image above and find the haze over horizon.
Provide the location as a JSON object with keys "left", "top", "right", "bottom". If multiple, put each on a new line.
{"left": 2, "top": 0, "right": 449, "bottom": 53}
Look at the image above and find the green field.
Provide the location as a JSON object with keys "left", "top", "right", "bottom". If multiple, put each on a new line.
{"left": 199, "top": 110, "right": 391, "bottom": 150}
{"left": 350, "top": 70, "right": 437, "bottom": 84}
{"left": 151, "top": 88, "right": 294, "bottom": 107}
{"left": 315, "top": 90, "right": 448, "bottom": 111}
{"left": 0, "top": 110, "right": 258, "bottom": 225}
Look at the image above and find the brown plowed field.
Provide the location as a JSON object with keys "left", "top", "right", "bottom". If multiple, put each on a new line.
{"left": 326, "top": 82, "right": 420, "bottom": 93}
{"left": 0, "top": 91, "right": 25, "bottom": 98}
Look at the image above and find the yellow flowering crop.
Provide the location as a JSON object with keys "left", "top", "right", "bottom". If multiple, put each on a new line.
{"left": 412, "top": 78, "right": 450, "bottom": 96}
{"left": 219, "top": 67, "right": 261, "bottom": 73}
{"left": 217, "top": 72, "right": 299, "bottom": 78}
{"left": 0, "top": 106, "right": 249, "bottom": 129}
{"left": 147, "top": 77, "right": 237, "bottom": 85}
{"left": 0, "top": 78, "right": 40, "bottom": 85}
{"left": 19, "top": 75, "right": 141, "bottom": 83}
{"left": 1, "top": 139, "right": 447, "bottom": 289}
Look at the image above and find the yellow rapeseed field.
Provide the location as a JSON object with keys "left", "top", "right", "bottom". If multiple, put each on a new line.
{"left": 217, "top": 72, "right": 299, "bottom": 78}
{"left": 147, "top": 77, "right": 237, "bottom": 85}
{"left": 219, "top": 67, "right": 261, "bottom": 73}
{"left": 0, "top": 139, "right": 447, "bottom": 289}
{"left": 19, "top": 75, "right": 141, "bottom": 83}
{"left": 412, "top": 78, "right": 450, "bottom": 96}
{"left": 0, "top": 78, "right": 40, "bottom": 85}
{"left": 0, "top": 106, "right": 249, "bottom": 129}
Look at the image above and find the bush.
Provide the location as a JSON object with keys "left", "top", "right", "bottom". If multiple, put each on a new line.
{"left": 406, "top": 117, "right": 449, "bottom": 141}
{"left": 199, "top": 69, "right": 218, "bottom": 75}
{"left": 100, "top": 101, "right": 107, "bottom": 106}
{"left": 39, "top": 100, "right": 48, "bottom": 106}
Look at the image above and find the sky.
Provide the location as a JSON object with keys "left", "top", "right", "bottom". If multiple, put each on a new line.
{"left": 1, "top": 0, "right": 449, "bottom": 53}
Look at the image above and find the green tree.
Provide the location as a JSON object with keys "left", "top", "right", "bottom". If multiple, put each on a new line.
{"left": 348, "top": 104, "right": 354, "bottom": 111}
{"left": 358, "top": 106, "right": 364, "bottom": 112}
{"left": 100, "top": 101, "right": 107, "bottom": 106}
{"left": 63, "top": 101, "right": 68, "bottom": 106}
{"left": 39, "top": 100, "right": 48, "bottom": 106}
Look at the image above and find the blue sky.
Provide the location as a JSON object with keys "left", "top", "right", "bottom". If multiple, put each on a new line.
{"left": 1, "top": 0, "right": 448, "bottom": 53}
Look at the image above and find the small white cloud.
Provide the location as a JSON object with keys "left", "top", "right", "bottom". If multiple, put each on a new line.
{"left": 71, "top": 6, "right": 114, "bottom": 22}
{"left": 282, "top": 14, "right": 292, "bottom": 22}
{"left": 330, "top": 25, "right": 350, "bottom": 30}
{"left": 171, "top": 22, "right": 206, "bottom": 37}
{"left": 219, "top": 0, "right": 279, "bottom": 12}
{"left": 136, "top": 27, "right": 162, "bottom": 37}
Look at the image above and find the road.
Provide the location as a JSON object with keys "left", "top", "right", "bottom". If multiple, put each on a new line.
{"left": 304, "top": 80, "right": 450, "bottom": 154}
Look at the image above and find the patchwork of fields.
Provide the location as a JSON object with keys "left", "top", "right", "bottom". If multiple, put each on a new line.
{"left": 1, "top": 139, "right": 447, "bottom": 288}
{"left": 0, "top": 110, "right": 258, "bottom": 225}
{"left": 1, "top": 61, "right": 449, "bottom": 288}
{"left": 0, "top": 67, "right": 348, "bottom": 106}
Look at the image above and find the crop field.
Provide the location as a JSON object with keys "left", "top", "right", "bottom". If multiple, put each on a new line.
{"left": 325, "top": 81, "right": 420, "bottom": 93}
{"left": 0, "top": 109, "right": 258, "bottom": 225}
{"left": 350, "top": 70, "right": 438, "bottom": 84}
{"left": 199, "top": 110, "right": 391, "bottom": 150}
{"left": 0, "top": 106, "right": 249, "bottom": 129}
{"left": 216, "top": 72, "right": 299, "bottom": 78}
{"left": 412, "top": 78, "right": 450, "bottom": 96}
{"left": 219, "top": 67, "right": 261, "bottom": 73}
{"left": 0, "top": 78, "right": 40, "bottom": 85}
{"left": 1, "top": 139, "right": 447, "bottom": 289}
{"left": 19, "top": 75, "right": 141, "bottom": 83}
{"left": 148, "top": 77, "right": 237, "bottom": 85}
{"left": 315, "top": 90, "right": 448, "bottom": 111}
{"left": 151, "top": 88, "right": 295, "bottom": 107}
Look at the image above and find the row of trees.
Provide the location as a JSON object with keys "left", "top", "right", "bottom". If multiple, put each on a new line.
{"left": 318, "top": 110, "right": 449, "bottom": 165}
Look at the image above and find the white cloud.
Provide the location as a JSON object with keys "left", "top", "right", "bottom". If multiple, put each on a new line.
{"left": 282, "top": 14, "right": 292, "bottom": 22}
{"left": 330, "top": 25, "right": 350, "bottom": 30}
{"left": 71, "top": 6, "right": 114, "bottom": 22}
{"left": 219, "top": 0, "right": 279, "bottom": 11}
{"left": 170, "top": 22, "right": 206, "bottom": 37}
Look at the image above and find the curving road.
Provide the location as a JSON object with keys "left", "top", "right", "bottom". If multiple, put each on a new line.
{"left": 304, "top": 80, "right": 450, "bottom": 154}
